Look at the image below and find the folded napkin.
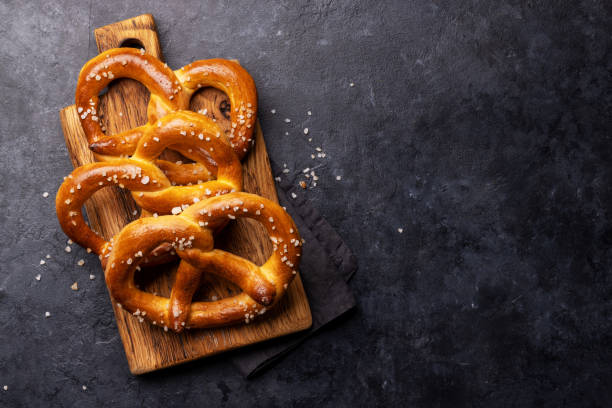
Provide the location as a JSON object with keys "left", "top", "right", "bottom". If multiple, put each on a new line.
{"left": 230, "top": 162, "right": 357, "bottom": 377}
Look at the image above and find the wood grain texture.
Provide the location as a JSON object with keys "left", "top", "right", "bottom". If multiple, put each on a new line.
{"left": 59, "top": 14, "right": 311, "bottom": 374}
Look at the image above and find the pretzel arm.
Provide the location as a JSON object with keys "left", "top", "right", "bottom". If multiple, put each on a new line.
{"left": 141, "top": 243, "right": 177, "bottom": 267}
{"left": 134, "top": 182, "right": 235, "bottom": 215}
{"left": 87, "top": 128, "right": 146, "bottom": 157}
{"left": 188, "top": 292, "right": 261, "bottom": 328}
{"left": 167, "top": 144, "right": 219, "bottom": 181}
{"left": 153, "top": 159, "right": 214, "bottom": 185}
{"left": 180, "top": 249, "right": 276, "bottom": 306}
{"left": 167, "top": 261, "right": 202, "bottom": 332}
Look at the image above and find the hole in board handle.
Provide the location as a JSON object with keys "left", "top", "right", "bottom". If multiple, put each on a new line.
{"left": 120, "top": 38, "right": 145, "bottom": 51}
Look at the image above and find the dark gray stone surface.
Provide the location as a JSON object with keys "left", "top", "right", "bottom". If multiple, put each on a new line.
{"left": 1, "top": 0, "right": 611, "bottom": 406}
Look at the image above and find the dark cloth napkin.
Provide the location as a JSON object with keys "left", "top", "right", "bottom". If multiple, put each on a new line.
{"left": 229, "top": 162, "right": 357, "bottom": 377}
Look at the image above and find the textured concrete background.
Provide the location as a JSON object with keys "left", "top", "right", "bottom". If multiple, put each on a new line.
{"left": 1, "top": 0, "right": 611, "bottom": 406}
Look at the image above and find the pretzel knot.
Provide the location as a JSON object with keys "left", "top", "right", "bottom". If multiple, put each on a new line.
{"left": 75, "top": 48, "right": 257, "bottom": 164}
{"left": 105, "top": 192, "right": 301, "bottom": 332}
{"left": 56, "top": 110, "right": 242, "bottom": 260}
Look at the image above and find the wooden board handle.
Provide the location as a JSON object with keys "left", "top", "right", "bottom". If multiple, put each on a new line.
{"left": 95, "top": 14, "right": 163, "bottom": 59}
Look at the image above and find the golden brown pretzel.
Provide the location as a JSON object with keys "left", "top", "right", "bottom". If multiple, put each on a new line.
{"left": 76, "top": 48, "right": 257, "bottom": 165}
{"left": 56, "top": 110, "right": 242, "bottom": 258}
{"left": 105, "top": 192, "right": 301, "bottom": 332}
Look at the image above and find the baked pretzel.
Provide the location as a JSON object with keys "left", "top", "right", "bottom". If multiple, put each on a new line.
{"left": 75, "top": 48, "right": 257, "bottom": 166}
{"left": 105, "top": 192, "right": 301, "bottom": 332}
{"left": 56, "top": 110, "right": 242, "bottom": 260}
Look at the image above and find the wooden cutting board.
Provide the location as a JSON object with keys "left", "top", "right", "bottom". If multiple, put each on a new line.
{"left": 59, "top": 14, "right": 311, "bottom": 375}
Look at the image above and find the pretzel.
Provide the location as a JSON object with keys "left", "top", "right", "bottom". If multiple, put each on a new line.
{"left": 105, "top": 192, "right": 301, "bottom": 332}
{"left": 75, "top": 48, "right": 257, "bottom": 168}
{"left": 56, "top": 110, "right": 242, "bottom": 261}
